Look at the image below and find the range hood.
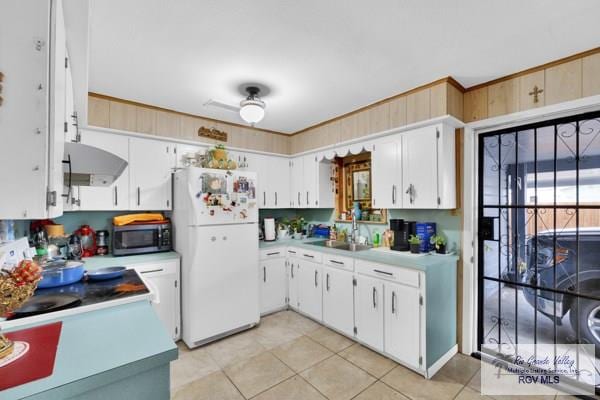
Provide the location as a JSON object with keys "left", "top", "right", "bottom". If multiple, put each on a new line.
{"left": 63, "top": 142, "right": 127, "bottom": 187}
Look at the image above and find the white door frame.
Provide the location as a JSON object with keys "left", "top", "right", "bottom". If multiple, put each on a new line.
{"left": 460, "top": 95, "right": 600, "bottom": 355}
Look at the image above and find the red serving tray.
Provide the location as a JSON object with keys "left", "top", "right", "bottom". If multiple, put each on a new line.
{"left": 0, "top": 322, "right": 62, "bottom": 391}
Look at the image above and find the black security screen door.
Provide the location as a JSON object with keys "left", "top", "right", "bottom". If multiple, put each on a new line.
{"left": 477, "top": 110, "right": 600, "bottom": 389}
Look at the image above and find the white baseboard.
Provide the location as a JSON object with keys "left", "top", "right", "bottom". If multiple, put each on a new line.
{"left": 426, "top": 344, "right": 458, "bottom": 378}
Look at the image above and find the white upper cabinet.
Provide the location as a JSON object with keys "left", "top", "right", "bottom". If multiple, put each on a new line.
{"left": 0, "top": 0, "right": 68, "bottom": 219}
{"left": 288, "top": 155, "right": 333, "bottom": 209}
{"left": 371, "top": 123, "right": 456, "bottom": 209}
{"left": 76, "top": 130, "right": 129, "bottom": 210}
{"left": 371, "top": 136, "right": 401, "bottom": 208}
{"left": 290, "top": 156, "right": 304, "bottom": 208}
{"left": 129, "top": 137, "right": 174, "bottom": 210}
{"left": 266, "top": 156, "right": 291, "bottom": 209}
{"left": 402, "top": 126, "right": 438, "bottom": 209}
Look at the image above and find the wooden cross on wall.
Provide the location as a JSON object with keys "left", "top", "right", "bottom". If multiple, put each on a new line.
{"left": 528, "top": 85, "right": 544, "bottom": 104}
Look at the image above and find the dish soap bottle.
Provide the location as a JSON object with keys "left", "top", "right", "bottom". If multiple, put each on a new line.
{"left": 330, "top": 224, "right": 337, "bottom": 241}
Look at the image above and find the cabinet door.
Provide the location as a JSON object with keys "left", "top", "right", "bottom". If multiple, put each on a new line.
{"left": 303, "top": 154, "right": 317, "bottom": 208}
{"left": 249, "top": 154, "right": 269, "bottom": 208}
{"left": 260, "top": 258, "right": 287, "bottom": 314}
{"left": 385, "top": 282, "right": 421, "bottom": 369}
{"left": 354, "top": 275, "right": 384, "bottom": 351}
{"left": 298, "top": 260, "right": 322, "bottom": 321}
{"left": 136, "top": 261, "right": 180, "bottom": 340}
{"left": 290, "top": 157, "right": 304, "bottom": 208}
{"left": 371, "top": 138, "right": 399, "bottom": 208}
{"left": 78, "top": 131, "right": 129, "bottom": 210}
{"left": 323, "top": 267, "right": 354, "bottom": 336}
{"left": 288, "top": 259, "right": 300, "bottom": 310}
{"left": 129, "top": 137, "right": 173, "bottom": 210}
{"left": 402, "top": 127, "right": 438, "bottom": 208}
{"left": 268, "top": 157, "right": 290, "bottom": 209}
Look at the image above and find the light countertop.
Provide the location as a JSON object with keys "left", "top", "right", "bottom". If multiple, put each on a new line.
{"left": 260, "top": 238, "right": 458, "bottom": 271}
{"left": 79, "top": 251, "right": 180, "bottom": 271}
{"left": 2, "top": 301, "right": 177, "bottom": 400}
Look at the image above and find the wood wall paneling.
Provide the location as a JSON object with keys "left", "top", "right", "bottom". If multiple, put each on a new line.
{"left": 446, "top": 84, "right": 464, "bottom": 121}
{"left": 463, "top": 87, "right": 488, "bottom": 122}
{"left": 406, "top": 88, "right": 431, "bottom": 124}
{"left": 518, "top": 70, "right": 545, "bottom": 111}
{"left": 368, "top": 102, "right": 391, "bottom": 134}
{"left": 430, "top": 83, "right": 447, "bottom": 118}
{"left": 340, "top": 113, "right": 358, "bottom": 142}
{"left": 156, "top": 110, "right": 180, "bottom": 137}
{"left": 583, "top": 52, "right": 600, "bottom": 97}
{"left": 544, "top": 59, "right": 582, "bottom": 105}
{"left": 388, "top": 95, "right": 407, "bottom": 128}
{"left": 325, "top": 120, "right": 341, "bottom": 146}
{"left": 108, "top": 101, "right": 137, "bottom": 131}
{"left": 87, "top": 96, "right": 110, "bottom": 127}
{"left": 487, "top": 78, "right": 519, "bottom": 118}
{"left": 355, "top": 110, "right": 369, "bottom": 139}
{"left": 136, "top": 106, "right": 157, "bottom": 134}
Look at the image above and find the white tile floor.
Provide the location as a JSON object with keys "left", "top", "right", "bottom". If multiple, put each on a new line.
{"left": 170, "top": 310, "right": 583, "bottom": 400}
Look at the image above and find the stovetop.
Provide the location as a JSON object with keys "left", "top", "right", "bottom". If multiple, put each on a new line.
{"left": 9, "top": 269, "right": 149, "bottom": 320}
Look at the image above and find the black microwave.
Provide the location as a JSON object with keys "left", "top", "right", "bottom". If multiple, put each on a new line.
{"left": 112, "top": 221, "right": 172, "bottom": 256}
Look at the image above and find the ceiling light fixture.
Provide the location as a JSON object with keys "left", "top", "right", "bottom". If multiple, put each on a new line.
{"left": 239, "top": 86, "right": 265, "bottom": 125}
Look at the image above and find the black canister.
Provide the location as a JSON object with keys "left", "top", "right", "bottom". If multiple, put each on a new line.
{"left": 96, "top": 230, "right": 109, "bottom": 256}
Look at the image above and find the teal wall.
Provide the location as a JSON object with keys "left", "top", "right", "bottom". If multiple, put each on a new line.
{"left": 259, "top": 207, "right": 461, "bottom": 252}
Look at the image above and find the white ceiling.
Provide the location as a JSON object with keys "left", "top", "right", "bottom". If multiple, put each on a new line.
{"left": 89, "top": 0, "right": 600, "bottom": 133}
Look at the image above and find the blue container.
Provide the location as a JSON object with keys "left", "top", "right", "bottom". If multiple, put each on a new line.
{"left": 416, "top": 222, "right": 436, "bottom": 253}
{"left": 38, "top": 261, "right": 85, "bottom": 288}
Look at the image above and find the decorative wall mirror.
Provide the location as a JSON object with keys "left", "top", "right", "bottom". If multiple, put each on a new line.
{"left": 334, "top": 152, "right": 387, "bottom": 224}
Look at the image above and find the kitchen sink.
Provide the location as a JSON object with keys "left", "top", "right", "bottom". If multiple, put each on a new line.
{"left": 308, "top": 240, "right": 371, "bottom": 252}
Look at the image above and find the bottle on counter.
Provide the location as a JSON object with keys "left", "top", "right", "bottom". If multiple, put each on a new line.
{"left": 329, "top": 224, "right": 337, "bottom": 241}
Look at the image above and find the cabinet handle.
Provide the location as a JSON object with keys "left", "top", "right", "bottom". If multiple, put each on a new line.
{"left": 263, "top": 191, "right": 266, "bottom": 206}
{"left": 372, "top": 287, "right": 377, "bottom": 308}
{"left": 326, "top": 273, "right": 330, "bottom": 291}
{"left": 306, "top": 191, "right": 309, "bottom": 205}
{"left": 263, "top": 266, "right": 266, "bottom": 282}
{"left": 314, "top": 270, "right": 318, "bottom": 287}
{"left": 288, "top": 250, "right": 296, "bottom": 254}
{"left": 275, "top": 192, "right": 278, "bottom": 206}
{"left": 303, "top": 254, "right": 314, "bottom": 259}
{"left": 298, "top": 192, "right": 301, "bottom": 205}
{"left": 137, "top": 187, "right": 141, "bottom": 206}
{"left": 329, "top": 259, "right": 343, "bottom": 265}
{"left": 373, "top": 269, "right": 393, "bottom": 276}
{"left": 291, "top": 264, "right": 294, "bottom": 278}
{"left": 392, "top": 185, "right": 396, "bottom": 204}
{"left": 266, "top": 252, "right": 280, "bottom": 256}
{"left": 140, "top": 268, "right": 164, "bottom": 274}
{"left": 392, "top": 291, "right": 396, "bottom": 314}
{"left": 114, "top": 186, "right": 118, "bottom": 206}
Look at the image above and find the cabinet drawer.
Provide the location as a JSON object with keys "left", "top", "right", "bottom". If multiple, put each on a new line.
{"left": 286, "top": 247, "right": 301, "bottom": 258}
{"left": 260, "top": 248, "right": 285, "bottom": 260}
{"left": 298, "top": 249, "right": 322, "bottom": 263}
{"left": 323, "top": 254, "right": 354, "bottom": 272}
{"left": 355, "top": 260, "right": 420, "bottom": 288}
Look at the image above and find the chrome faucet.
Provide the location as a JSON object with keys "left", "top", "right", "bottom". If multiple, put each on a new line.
{"left": 350, "top": 208, "right": 359, "bottom": 244}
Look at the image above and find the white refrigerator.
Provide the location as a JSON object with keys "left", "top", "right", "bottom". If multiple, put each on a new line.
{"left": 173, "top": 167, "right": 260, "bottom": 348}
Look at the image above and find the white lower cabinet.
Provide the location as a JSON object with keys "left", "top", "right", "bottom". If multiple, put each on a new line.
{"left": 259, "top": 257, "right": 287, "bottom": 315}
{"left": 297, "top": 260, "right": 323, "bottom": 320}
{"left": 288, "top": 258, "right": 300, "bottom": 310}
{"left": 354, "top": 274, "right": 384, "bottom": 351}
{"left": 322, "top": 266, "right": 354, "bottom": 337}
{"left": 131, "top": 259, "right": 181, "bottom": 341}
{"left": 384, "top": 281, "right": 422, "bottom": 369}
